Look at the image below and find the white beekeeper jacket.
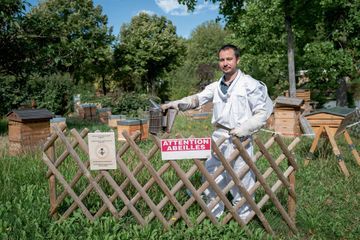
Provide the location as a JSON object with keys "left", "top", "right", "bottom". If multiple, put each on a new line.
{"left": 194, "top": 69, "right": 273, "bottom": 218}
{"left": 196, "top": 69, "right": 273, "bottom": 132}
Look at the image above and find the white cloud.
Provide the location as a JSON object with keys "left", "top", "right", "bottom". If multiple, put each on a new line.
{"left": 137, "top": 10, "right": 156, "bottom": 16}
{"left": 155, "top": 0, "right": 218, "bottom": 16}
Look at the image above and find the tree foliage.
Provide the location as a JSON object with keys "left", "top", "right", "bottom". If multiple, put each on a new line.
{"left": 113, "top": 13, "right": 185, "bottom": 95}
{"left": 166, "top": 20, "right": 227, "bottom": 100}
{"left": 0, "top": 0, "right": 29, "bottom": 77}
{"left": 24, "top": 0, "right": 114, "bottom": 80}
{"left": 179, "top": 0, "right": 360, "bottom": 105}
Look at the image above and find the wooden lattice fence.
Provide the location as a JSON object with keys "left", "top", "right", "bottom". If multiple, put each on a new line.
{"left": 42, "top": 125, "right": 300, "bottom": 236}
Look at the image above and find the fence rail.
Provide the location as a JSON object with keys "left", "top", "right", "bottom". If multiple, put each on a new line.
{"left": 42, "top": 125, "right": 300, "bottom": 236}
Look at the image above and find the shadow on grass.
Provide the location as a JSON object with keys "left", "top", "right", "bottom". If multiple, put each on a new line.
{"left": 0, "top": 118, "right": 8, "bottom": 135}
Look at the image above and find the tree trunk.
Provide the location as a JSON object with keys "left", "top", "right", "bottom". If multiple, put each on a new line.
{"left": 336, "top": 77, "right": 348, "bottom": 107}
{"left": 285, "top": 15, "right": 296, "bottom": 98}
{"left": 102, "top": 74, "right": 107, "bottom": 96}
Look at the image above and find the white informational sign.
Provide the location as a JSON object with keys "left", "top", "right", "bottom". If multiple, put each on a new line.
{"left": 88, "top": 132, "right": 117, "bottom": 170}
{"left": 161, "top": 138, "right": 211, "bottom": 160}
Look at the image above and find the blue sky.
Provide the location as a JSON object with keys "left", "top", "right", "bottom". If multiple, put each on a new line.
{"left": 28, "top": 0, "right": 222, "bottom": 39}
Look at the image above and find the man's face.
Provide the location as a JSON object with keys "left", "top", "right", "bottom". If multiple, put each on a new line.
{"left": 218, "top": 48, "right": 240, "bottom": 75}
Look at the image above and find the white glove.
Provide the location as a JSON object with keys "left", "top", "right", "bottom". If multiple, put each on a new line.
{"left": 161, "top": 100, "right": 182, "bottom": 111}
{"left": 161, "top": 95, "right": 199, "bottom": 112}
{"left": 230, "top": 109, "right": 268, "bottom": 137}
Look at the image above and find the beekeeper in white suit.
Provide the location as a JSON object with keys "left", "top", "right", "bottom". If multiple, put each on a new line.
{"left": 161, "top": 44, "right": 273, "bottom": 219}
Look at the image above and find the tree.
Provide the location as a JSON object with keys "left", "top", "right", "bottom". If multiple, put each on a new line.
{"left": 113, "top": 13, "right": 185, "bottom": 95}
{"left": 0, "top": 0, "right": 29, "bottom": 77}
{"left": 23, "top": 0, "right": 114, "bottom": 81}
{"left": 179, "top": 0, "right": 360, "bottom": 105}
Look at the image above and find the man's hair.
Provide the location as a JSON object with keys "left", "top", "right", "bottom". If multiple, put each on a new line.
{"left": 218, "top": 44, "right": 240, "bottom": 58}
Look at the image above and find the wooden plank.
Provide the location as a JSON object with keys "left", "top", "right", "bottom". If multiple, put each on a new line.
{"left": 61, "top": 173, "right": 102, "bottom": 220}
{"left": 254, "top": 137, "right": 296, "bottom": 200}
{"left": 122, "top": 131, "right": 193, "bottom": 227}
{"left": 212, "top": 139, "right": 274, "bottom": 235}
{"left": 324, "top": 126, "right": 350, "bottom": 177}
{"left": 343, "top": 130, "right": 360, "bottom": 166}
{"left": 274, "top": 135, "right": 298, "bottom": 170}
{"left": 114, "top": 148, "right": 170, "bottom": 230}
{"left": 247, "top": 166, "right": 294, "bottom": 224}
{"left": 304, "top": 126, "right": 323, "bottom": 166}
{"left": 199, "top": 137, "right": 276, "bottom": 224}
{"left": 274, "top": 111, "right": 299, "bottom": 119}
{"left": 42, "top": 153, "right": 94, "bottom": 221}
{"left": 194, "top": 158, "right": 252, "bottom": 237}
{"left": 233, "top": 137, "right": 298, "bottom": 234}
{"left": 102, "top": 171, "right": 146, "bottom": 225}
{"left": 95, "top": 132, "right": 148, "bottom": 219}
{"left": 305, "top": 113, "right": 344, "bottom": 120}
{"left": 169, "top": 160, "right": 219, "bottom": 225}
{"left": 46, "top": 142, "right": 57, "bottom": 218}
{"left": 53, "top": 127, "right": 119, "bottom": 217}
{"left": 223, "top": 138, "right": 300, "bottom": 224}
{"left": 46, "top": 128, "right": 89, "bottom": 178}
{"left": 288, "top": 169, "right": 296, "bottom": 222}
{"left": 43, "top": 124, "right": 67, "bottom": 151}
{"left": 307, "top": 120, "right": 342, "bottom": 127}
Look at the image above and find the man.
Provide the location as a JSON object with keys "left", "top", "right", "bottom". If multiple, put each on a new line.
{"left": 161, "top": 44, "right": 273, "bottom": 219}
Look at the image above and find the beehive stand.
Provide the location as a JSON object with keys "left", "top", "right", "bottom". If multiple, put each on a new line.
{"left": 304, "top": 108, "right": 360, "bottom": 177}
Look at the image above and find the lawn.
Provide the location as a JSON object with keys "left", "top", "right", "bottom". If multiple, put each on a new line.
{"left": 0, "top": 115, "right": 359, "bottom": 240}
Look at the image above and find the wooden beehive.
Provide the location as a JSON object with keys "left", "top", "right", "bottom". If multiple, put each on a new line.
{"left": 7, "top": 109, "right": 53, "bottom": 155}
{"left": 78, "top": 104, "right": 97, "bottom": 120}
{"left": 97, "top": 107, "right": 112, "bottom": 124}
{"left": 117, "top": 119, "right": 148, "bottom": 141}
{"left": 50, "top": 117, "right": 67, "bottom": 133}
{"left": 304, "top": 107, "right": 355, "bottom": 134}
{"left": 108, "top": 115, "right": 126, "bottom": 128}
{"left": 274, "top": 97, "right": 303, "bottom": 136}
{"left": 284, "top": 89, "right": 311, "bottom": 102}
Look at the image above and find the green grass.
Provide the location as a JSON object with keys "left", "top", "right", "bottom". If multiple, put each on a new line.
{"left": 0, "top": 115, "right": 359, "bottom": 239}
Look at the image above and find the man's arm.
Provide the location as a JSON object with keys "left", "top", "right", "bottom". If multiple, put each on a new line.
{"left": 230, "top": 82, "right": 273, "bottom": 137}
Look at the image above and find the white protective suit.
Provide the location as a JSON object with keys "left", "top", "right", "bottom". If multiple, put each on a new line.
{"left": 196, "top": 69, "right": 273, "bottom": 219}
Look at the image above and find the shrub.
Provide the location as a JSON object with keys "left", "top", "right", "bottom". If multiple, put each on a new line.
{"left": 30, "top": 74, "right": 74, "bottom": 115}
{"left": 111, "top": 92, "right": 158, "bottom": 117}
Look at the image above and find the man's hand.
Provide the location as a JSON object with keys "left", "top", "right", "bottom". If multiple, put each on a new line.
{"left": 161, "top": 100, "right": 181, "bottom": 111}
{"left": 161, "top": 95, "right": 199, "bottom": 112}
{"left": 230, "top": 127, "right": 250, "bottom": 138}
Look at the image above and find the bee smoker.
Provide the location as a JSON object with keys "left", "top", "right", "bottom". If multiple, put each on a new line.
{"left": 149, "top": 99, "right": 178, "bottom": 134}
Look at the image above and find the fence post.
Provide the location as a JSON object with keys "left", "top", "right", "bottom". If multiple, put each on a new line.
{"left": 46, "top": 138, "right": 58, "bottom": 219}
{"left": 287, "top": 159, "right": 296, "bottom": 222}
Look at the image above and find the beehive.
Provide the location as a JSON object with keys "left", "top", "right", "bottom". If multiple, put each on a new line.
{"left": 284, "top": 89, "right": 311, "bottom": 102}
{"left": 108, "top": 115, "right": 126, "bottom": 128}
{"left": 78, "top": 104, "right": 97, "bottom": 120}
{"left": 274, "top": 97, "right": 303, "bottom": 136}
{"left": 7, "top": 109, "right": 53, "bottom": 155}
{"left": 50, "top": 117, "right": 67, "bottom": 133}
{"left": 98, "top": 107, "right": 112, "bottom": 124}
{"left": 117, "top": 119, "right": 148, "bottom": 141}
{"left": 304, "top": 107, "right": 355, "bottom": 134}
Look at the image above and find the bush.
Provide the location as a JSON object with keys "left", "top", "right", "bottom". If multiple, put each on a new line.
{"left": 110, "top": 92, "right": 158, "bottom": 117}
{"left": 30, "top": 74, "right": 74, "bottom": 115}
{"left": 0, "top": 75, "right": 28, "bottom": 116}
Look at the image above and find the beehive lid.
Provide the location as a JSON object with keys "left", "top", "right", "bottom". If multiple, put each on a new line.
{"left": 6, "top": 109, "right": 53, "bottom": 123}
{"left": 275, "top": 96, "right": 304, "bottom": 107}
{"left": 118, "top": 119, "right": 148, "bottom": 126}
{"left": 304, "top": 107, "right": 355, "bottom": 118}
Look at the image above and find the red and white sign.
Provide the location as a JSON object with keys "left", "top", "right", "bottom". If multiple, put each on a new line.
{"left": 161, "top": 138, "right": 211, "bottom": 160}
